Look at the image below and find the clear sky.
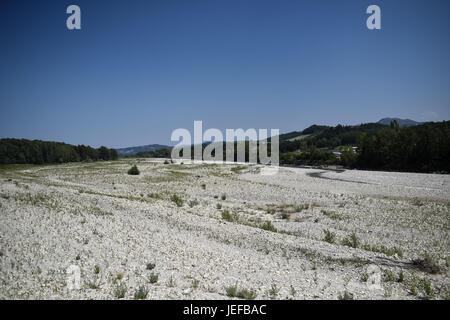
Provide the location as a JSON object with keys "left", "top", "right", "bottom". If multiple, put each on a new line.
{"left": 1, "top": 0, "right": 449, "bottom": 148}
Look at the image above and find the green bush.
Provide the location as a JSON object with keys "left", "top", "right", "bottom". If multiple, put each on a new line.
{"left": 170, "top": 194, "right": 184, "bottom": 207}
{"left": 127, "top": 165, "right": 140, "bottom": 175}
{"left": 323, "top": 229, "right": 336, "bottom": 244}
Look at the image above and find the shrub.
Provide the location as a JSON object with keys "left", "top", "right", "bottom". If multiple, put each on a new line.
{"left": 114, "top": 283, "right": 127, "bottom": 299}
{"left": 134, "top": 286, "right": 149, "bottom": 299}
{"left": 225, "top": 284, "right": 238, "bottom": 297}
{"left": 222, "top": 210, "right": 236, "bottom": 222}
{"left": 146, "top": 263, "right": 156, "bottom": 270}
{"left": 170, "top": 194, "right": 184, "bottom": 207}
{"left": 127, "top": 165, "right": 140, "bottom": 175}
{"left": 221, "top": 193, "right": 227, "bottom": 201}
{"left": 94, "top": 265, "right": 100, "bottom": 274}
{"left": 225, "top": 283, "right": 256, "bottom": 299}
{"left": 342, "top": 232, "right": 359, "bottom": 248}
{"left": 268, "top": 284, "right": 279, "bottom": 298}
{"left": 338, "top": 291, "right": 354, "bottom": 300}
{"left": 188, "top": 199, "right": 199, "bottom": 208}
{"left": 149, "top": 272, "right": 158, "bottom": 284}
{"left": 323, "top": 229, "right": 336, "bottom": 244}
{"left": 260, "top": 221, "right": 277, "bottom": 233}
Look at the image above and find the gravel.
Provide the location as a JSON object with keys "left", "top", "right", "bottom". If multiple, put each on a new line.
{"left": 0, "top": 160, "right": 448, "bottom": 299}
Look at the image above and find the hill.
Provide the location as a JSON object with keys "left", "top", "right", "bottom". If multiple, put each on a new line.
{"left": 377, "top": 118, "right": 423, "bottom": 127}
{"left": 116, "top": 144, "right": 170, "bottom": 156}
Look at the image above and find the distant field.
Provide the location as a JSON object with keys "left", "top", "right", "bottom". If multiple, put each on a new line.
{"left": 0, "top": 160, "right": 449, "bottom": 299}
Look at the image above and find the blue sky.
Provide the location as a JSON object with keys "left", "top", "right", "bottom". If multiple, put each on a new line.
{"left": 1, "top": 0, "right": 449, "bottom": 148}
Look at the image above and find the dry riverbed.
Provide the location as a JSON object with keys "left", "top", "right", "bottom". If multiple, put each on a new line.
{"left": 0, "top": 159, "right": 449, "bottom": 300}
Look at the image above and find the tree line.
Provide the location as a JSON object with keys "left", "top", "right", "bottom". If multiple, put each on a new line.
{"left": 125, "top": 120, "right": 450, "bottom": 173}
{"left": 0, "top": 138, "right": 118, "bottom": 164}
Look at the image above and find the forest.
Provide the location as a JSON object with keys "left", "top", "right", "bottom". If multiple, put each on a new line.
{"left": 0, "top": 138, "right": 118, "bottom": 164}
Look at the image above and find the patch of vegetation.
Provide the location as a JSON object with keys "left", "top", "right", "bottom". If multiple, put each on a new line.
{"left": 361, "top": 244, "right": 403, "bottom": 258}
{"left": 412, "top": 252, "right": 441, "bottom": 274}
{"left": 216, "top": 203, "right": 222, "bottom": 209}
{"left": 148, "top": 192, "right": 163, "bottom": 200}
{"left": 225, "top": 283, "right": 257, "bottom": 299}
{"left": 94, "top": 265, "right": 100, "bottom": 274}
{"left": 361, "top": 272, "right": 369, "bottom": 282}
{"left": 167, "top": 276, "right": 176, "bottom": 288}
{"left": 170, "top": 194, "right": 184, "bottom": 207}
{"left": 188, "top": 199, "right": 199, "bottom": 208}
{"left": 268, "top": 284, "right": 279, "bottom": 299}
{"left": 384, "top": 270, "right": 396, "bottom": 282}
{"left": 231, "top": 165, "right": 247, "bottom": 174}
{"left": 192, "top": 279, "right": 199, "bottom": 289}
{"left": 323, "top": 229, "right": 336, "bottom": 244}
{"left": 114, "top": 283, "right": 127, "bottom": 299}
{"left": 134, "top": 286, "right": 149, "bottom": 299}
{"left": 127, "top": 165, "right": 140, "bottom": 175}
{"left": 222, "top": 210, "right": 238, "bottom": 222}
{"left": 149, "top": 273, "right": 159, "bottom": 284}
{"left": 321, "top": 209, "right": 343, "bottom": 220}
{"left": 259, "top": 221, "right": 277, "bottom": 233}
{"left": 221, "top": 193, "right": 227, "bottom": 201}
{"left": 146, "top": 263, "right": 156, "bottom": 270}
{"left": 341, "top": 232, "right": 360, "bottom": 249}
{"left": 338, "top": 291, "right": 354, "bottom": 300}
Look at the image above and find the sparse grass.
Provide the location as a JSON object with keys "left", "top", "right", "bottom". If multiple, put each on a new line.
{"left": 222, "top": 210, "right": 238, "bottom": 222}
{"left": 268, "top": 283, "right": 279, "bottom": 299}
{"left": 420, "top": 278, "right": 434, "bottom": 299}
{"left": 225, "top": 284, "right": 238, "bottom": 297}
{"left": 87, "top": 278, "right": 101, "bottom": 289}
{"left": 225, "top": 283, "right": 257, "bottom": 299}
{"left": 398, "top": 271, "right": 404, "bottom": 283}
{"left": 231, "top": 165, "right": 247, "bottom": 174}
{"left": 149, "top": 272, "right": 159, "bottom": 284}
{"left": 338, "top": 291, "right": 354, "bottom": 300}
{"left": 167, "top": 276, "right": 176, "bottom": 288}
{"left": 412, "top": 252, "right": 441, "bottom": 274}
{"left": 259, "top": 221, "right": 277, "bottom": 233}
{"left": 342, "top": 232, "right": 360, "bottom": 249}
{"left": 407, "top": 275, "right": 434, "bottom": 299}
{"left": 170, "top": 194, "right": 184, "bottom": 207}
{"left": 412, "top": 199, "right": 424, "bottom": 207}
{"left": 188, "top": 199, "right": 199, "bottom": 208}
{"left": 114, "top": 283, "right": 127, "bottom": 299}
{"left": 148, "top": 192, "right": 163, "bottom": 200}
{"left": 323, "top": 229, "right": 336, "bottom": 244}
{"left": 216, "top": 203, "right": 222, "bottom": 209}
{"left": 384, "top": 270, "right": 396, "bottom": 282}
{"left": 192, "top": 279, "right": 199, "bottom": 289}
{"left": 146, "top": 263, "right": 156, "bottom": 270}
{"left": 127, "top": 165, "right": 140, "bottom": 175}
{"left": 321, "top": 209, "right": 343, "bottom": 220}
{"left": 94, "top": 265, "right": 100, "bottom": 274}
{"left": 361, "top": 272, "right": 369, "bottom": 282}
{"left": 362, "top": 244, "right": 403, "bottom": 258}
{"left": 134, "top": 286, "right": 149, "bottom": 299}
{"left": 290, "top": 285, "right": 297, "bottom": 296}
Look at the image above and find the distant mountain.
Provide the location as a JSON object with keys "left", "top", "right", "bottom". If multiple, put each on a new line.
{"left": 377, "top": 118, "right": 423, "bottom": 127}
{"left": 116, "top": 144, "right": 170, "bottom": 156}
